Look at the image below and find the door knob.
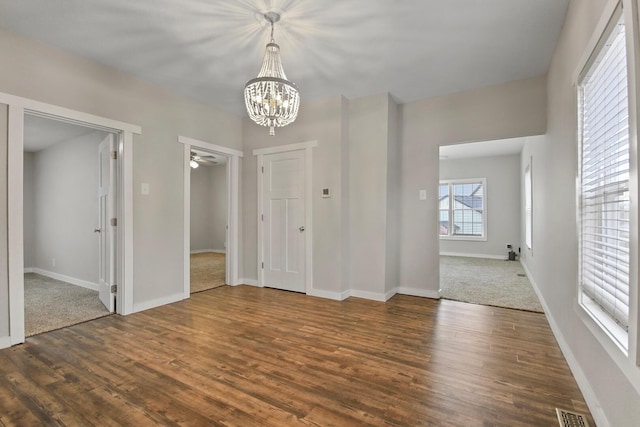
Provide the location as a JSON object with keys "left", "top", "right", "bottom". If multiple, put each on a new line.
{"left": 299, "top": 226, "right": 305, "bottom": 232}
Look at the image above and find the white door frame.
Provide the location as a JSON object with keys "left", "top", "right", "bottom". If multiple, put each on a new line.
{"left": 179, "top": 135, "right": 243, "bottom": 298}
{"left": 253, "top": 140, "right": 317, "bottom": 293}
{"left": 1, "top": 91, "right": 141, "bottom": 346}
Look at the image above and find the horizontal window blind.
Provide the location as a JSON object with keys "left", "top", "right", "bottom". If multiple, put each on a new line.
{"left": 578, "top": 12, "right": 630, "bottom": 332}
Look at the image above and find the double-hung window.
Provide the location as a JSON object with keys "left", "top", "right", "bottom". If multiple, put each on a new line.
{"left": 439, "top": 178, "right": 487, "bottom": 240}
{"left": 577, "top": 5, "right": 630, "bottom": 351}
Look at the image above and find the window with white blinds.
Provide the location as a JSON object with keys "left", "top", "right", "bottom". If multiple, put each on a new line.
{"left": 578, "top": 9, "right": 630, "bottom": 349}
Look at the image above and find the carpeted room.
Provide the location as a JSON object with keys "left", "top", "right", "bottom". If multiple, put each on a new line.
{"left": 189, "top": 155, "right": 228, "bottom": 293}
{"left": 438, "top": 138, "right": 543, "bottom": 313}
{"left": 23, "top": 116, "right": 114, "bottom": 336}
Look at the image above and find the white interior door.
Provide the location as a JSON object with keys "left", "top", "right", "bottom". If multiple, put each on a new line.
{"left": 98, "top": 134, "right": 116, "bottom": 312}
{"left": 262, "top": 150, "right": 306, "bottom": 292}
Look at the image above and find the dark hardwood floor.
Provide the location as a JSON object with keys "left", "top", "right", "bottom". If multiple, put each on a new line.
{"left": 0, "top": 285, "right": 593, "bottom": 426}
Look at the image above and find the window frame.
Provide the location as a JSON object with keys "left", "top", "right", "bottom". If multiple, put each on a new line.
{"left": 439, "top": 178, "right": 488, "bottom": 241}
{"left": 524, "top": 160, "right": 533, "bottom": 251}
{"left": 575, "top": 0, "right": 637, "bottom": 358}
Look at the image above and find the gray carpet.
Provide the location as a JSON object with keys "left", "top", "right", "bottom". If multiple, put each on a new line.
{"left": 440, "top": 256, "right": 543, "bottom": 312}
{"left": 25, "top": 273, "right": 111, "bottom": 337}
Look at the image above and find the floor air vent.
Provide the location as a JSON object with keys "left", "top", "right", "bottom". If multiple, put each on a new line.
{"left": 556, "top": 408, "right": 590, "bottom": 427}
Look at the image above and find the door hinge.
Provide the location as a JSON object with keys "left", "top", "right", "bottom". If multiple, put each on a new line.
{"left": 261, "top": 166, "right": 264, "bottom": 173}
{"left": 110, "top": 284, "right": 117, "bottom": 293}
{"left": 261, "top": 262, "right": 264, "bottom": 269}
{"left": 110, "top": 218, "right": 117, "bottom": 227}
{"left": 111, "top": 150, "right": 118, "bottom": 160}
{"left": 261, "top": 214, "right": 264, "bottom": 221}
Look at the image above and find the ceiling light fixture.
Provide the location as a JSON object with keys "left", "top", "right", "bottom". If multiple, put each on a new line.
{"left": 244, "top": 12, "right": 300, "bottom": 136}
{"left": 190, "top": 152, "right": 200, "bottom": 169}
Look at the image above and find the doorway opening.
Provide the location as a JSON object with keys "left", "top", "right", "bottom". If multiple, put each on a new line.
{"left": 179, "top": 136, "right": 242, "bottom": 297}
{"left": 438, "top": 136, "right": 543, "bottom": 312}
{"left": 3, "top": 91, "right": 141, "bottom": 347}
{"left": 23, "top": 114, "right": 117, "bottom": 336}
{"left": 189, "top": 148, "right": 228, "bottom": 293}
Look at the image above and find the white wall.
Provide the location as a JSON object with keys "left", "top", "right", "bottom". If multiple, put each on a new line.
{"left": 400, "top": 75, "right": 547, "bottom": 295}
{"left": 209, "top": 164, "right": 227, "bottom": 251}
{"left": 0, "top": 26, "right": 242, "bottom": 341}
{"left": 519, "top": 0, "right": 640, "bottom": 425}
{"left": 190, "top": 164, "right": 227, "bottom": 252}
{"left": 439, "top": 153, "right": 521, "bottom": 259}
{"left": 349, "top": 94, "right": 393, "bottom": 298}
{"left": 25, "top": 132, "right": 107, "bottom": 284}
{"left": 22, "top": 151, "right": 35, "bottom": 269}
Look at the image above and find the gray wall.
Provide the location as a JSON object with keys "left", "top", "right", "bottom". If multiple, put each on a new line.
{"left": 348, "top": 93, "right": 400, "bottom": 298}
{"left": 190, "top": 164, "right": 227, "bottom": 252}
{"left": 439, "top": 153, "right": 521, "bottom": 259}
{"left": 400, "top": 75, "right": 547, "bottom": 294}
{"left": 22, "top": 151, "right": 35, "bottom": 269}
{"left": 0, "top": 26, "right": 242, "bottom": 337}
{"left": 24, "top": 132, "right": 106, "bottom": 283}
{"left": 519, "top": 0, "right": 640, "bottom": 425}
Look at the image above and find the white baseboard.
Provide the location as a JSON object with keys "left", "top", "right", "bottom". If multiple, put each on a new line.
{"left": 440, "top": 252, "right": 507, "bottom": 260}
{"left": 28, "top": 268, "right": 99, "bottom": 292}
{"left": 397, "top": 286, "right": 441, "bottom": 299}
{"left": 239, "top": 278, "right": 260, "bottom": 287}
{"left": 24, "top": 267, "right": 34, "bottom": 273}
{"left": 190, "top": 249, "right": 226, "bottom": 254}
{"left": 132, "top": 292, "right": 185, "bottom": 314}
{"left": 0, "top": 336, "right": 11, "bottom": 350}
{"left": 350, "top": 289, "right": 391, "bottom": 302}
{"left": 307, "top": 288, "right": 350, "bottom": 301}
{"left": 520, "top": 260, "right": 609, "bottom": 427}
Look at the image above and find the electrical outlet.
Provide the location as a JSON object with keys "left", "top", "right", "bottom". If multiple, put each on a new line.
{"left": 506, "top": 244, "right": 512, "bottom": 249}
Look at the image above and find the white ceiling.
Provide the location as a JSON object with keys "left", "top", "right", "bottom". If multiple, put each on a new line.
{"left": 0, "top": 0, "right": 569, "bottom": 117}
{"left": 439, "top": 136, "right": 529, "bottom": 160}
{"left": 24, "top": 115, "right": 104, "bottom": 152}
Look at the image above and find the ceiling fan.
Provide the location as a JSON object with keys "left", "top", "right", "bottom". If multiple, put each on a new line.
{"left": 190, "top": 151, "right": 220, "bottom": 168}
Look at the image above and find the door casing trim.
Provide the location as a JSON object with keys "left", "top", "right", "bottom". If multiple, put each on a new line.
{"left": 178, "top": 135, "right": 243, "bottom": 298}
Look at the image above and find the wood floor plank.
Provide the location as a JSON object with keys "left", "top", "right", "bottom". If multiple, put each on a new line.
{"left": 0, "top": 285, "right": 594, "bottom": 426}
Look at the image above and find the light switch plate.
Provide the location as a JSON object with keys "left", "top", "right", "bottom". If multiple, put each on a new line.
{"left": 141, "top": 183, "right": 150, "bottom": 196}
{"left": 419, "top": 189, "right": 427, "bottom": 200}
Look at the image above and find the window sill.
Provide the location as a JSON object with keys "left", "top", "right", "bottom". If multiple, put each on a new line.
{"left": 579, "top": 293, "right": 628, "bottom": 356}
{"left": 440, "top": 235, "right": 488, "bottom": 242}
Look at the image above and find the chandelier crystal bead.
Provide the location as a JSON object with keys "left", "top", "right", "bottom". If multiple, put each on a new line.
{"left": 244, "top": 12, "right": 300, "bottom": 136}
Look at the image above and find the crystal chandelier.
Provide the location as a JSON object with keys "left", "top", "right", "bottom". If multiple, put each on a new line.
{"left": 244, "top": 12, "right": 300, "bottom": 136}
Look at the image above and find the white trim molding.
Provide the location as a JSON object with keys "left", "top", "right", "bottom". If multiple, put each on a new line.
{"left": 132, "top": 292, "right": 185, "bottom": 314}
{"left": 350, "top": 289, "right": 394, "bottom": 302}
{"left": 440, "top": 252, "right": 507, "bottom": 260}
{"left": 307, "top": 288, "right": 351, "bottom": 301}
{"left": 178, "top": 135, "right": 243, "bottom": 158}
{"left": 252, "top": 140, "right": 318, "bottom": 157}
{"left": 239, "top": 278, "right": 260, "bottom": 287}
{"left": 27, "top": 268, "right": 99, "bottom": 292}
{"left": 397, "top": 286, "right": 442, "bottom": 299}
